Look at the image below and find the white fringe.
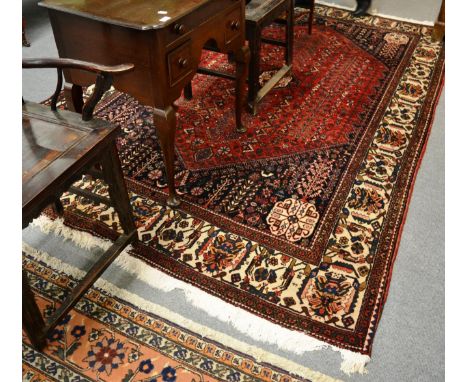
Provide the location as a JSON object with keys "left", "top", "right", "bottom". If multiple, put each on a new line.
{"left": 29, "top": 215, "right": 370, "bottom": 375}
{"left": 316, "top": 0, "right": 435, "bottom": 25}
{"left": 23, "top": 242, "right": 342, "bottom": 382}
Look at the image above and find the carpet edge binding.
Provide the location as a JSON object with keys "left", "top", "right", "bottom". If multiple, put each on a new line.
{"left": 27, "top": 214, "right": 369, "bottom": 376}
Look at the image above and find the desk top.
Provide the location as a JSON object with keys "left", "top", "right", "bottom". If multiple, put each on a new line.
{"left": 39, "top": 0, "right": 215, "bottom": 30}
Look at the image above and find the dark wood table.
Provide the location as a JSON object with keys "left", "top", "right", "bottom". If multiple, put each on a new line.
{"left": 39, "top": 0, "right": 250, "bottom": 208}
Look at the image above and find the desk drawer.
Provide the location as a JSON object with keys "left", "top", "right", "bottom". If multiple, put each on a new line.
{"left": 167, "top": 41, "right": 193, "bottom": 87}
{"left": 161, "top": 0, "right": 241, "bottom": 47}
{"left": 224, "top": 7, "right": 242, "bottom": 45}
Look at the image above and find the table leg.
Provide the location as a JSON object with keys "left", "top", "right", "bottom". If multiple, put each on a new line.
{"left": 234, "top": 45, "right": 250, "bottom": 131}
{"left": 64, "top": 82, "right": 84, "bottom": 113}
{"left": 154, "top": 105, "right": 180, "bottom": 208}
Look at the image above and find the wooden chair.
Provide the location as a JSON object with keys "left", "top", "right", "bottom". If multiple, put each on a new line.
{"left": 22, "top": 58, "right": 137, "bottom": 350}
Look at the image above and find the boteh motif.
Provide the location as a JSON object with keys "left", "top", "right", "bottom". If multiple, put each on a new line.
{"left": 266, "top": 198, "right": 319, "bottom": 242}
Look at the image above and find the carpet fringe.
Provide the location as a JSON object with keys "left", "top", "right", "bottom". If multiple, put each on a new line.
{"left": 23, "top": 242, "right": 343, "bottom": 382}
{"left": 30, "top": 215, "right": 370, "bottom": 375}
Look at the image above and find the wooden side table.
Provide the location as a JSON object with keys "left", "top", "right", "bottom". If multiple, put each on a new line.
{"left": 39, "top": 0, "right": 250, "bottom": 208}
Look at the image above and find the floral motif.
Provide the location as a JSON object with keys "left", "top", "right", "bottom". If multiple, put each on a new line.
{"left": 48, "top": 329, "right": 64, "bottom": 343}
{"left": 71, "top": 325, "right": 86, "bottom": 339}
{"left": 399, "top": 82, "right": 425, "bottom": 102}
{"left": 200, "top": 233, "right": 247, "bottom": 274}
{"left": 266, "top": 198, "right": 319, "bottom": 242}
{"left": 348, "top": 187, "right": 385, "bottom": 215}
{"left": 161, "top": 366, "right": 177, "bottom": 382}
{"left": 83, "top": 337, "right": 126, "bottom": 376}
{"left": 302, "top": 271, "right": 358, "bottom": 322}
{"left": 139, "top": 359, "right": 155, "bottom": 374}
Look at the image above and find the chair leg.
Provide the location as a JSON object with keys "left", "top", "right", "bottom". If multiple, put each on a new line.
{"left": 286, "top": 0, "right": 294, "bottom": 65}
{"left": 100, "top": 144, "right": 136, "bottom": 235}
{"left": 309, "top": 0, "right": 314, "bottom": 35}
{"left": 22, "top": 271, "right": 46, "bottom": 350}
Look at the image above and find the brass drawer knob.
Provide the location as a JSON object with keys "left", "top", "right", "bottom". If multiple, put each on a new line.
{"left": 230, "top": 20, "right": 240, "bottom": 31}
{"left": 178, "top": 58, "right": 188, "bottom": 68}
{"left": 173, "top": 23, "right": 187, "bottom": 34}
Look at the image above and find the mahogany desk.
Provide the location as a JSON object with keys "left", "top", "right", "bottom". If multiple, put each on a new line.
{"left": 39, "top": 0, "right": 250, "bottom": 207}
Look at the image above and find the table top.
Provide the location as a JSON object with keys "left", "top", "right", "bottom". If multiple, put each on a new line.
{"left": 39, "top": 0, "right": 215, "bottom": 30}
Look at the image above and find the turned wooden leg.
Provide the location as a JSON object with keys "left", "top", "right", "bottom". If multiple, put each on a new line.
{"left": 233, "top": 45, "right": 250, "bottom": 131}
{"left": 64, "top": 83, "right": 84, "bottom": 113}
{"left": 286, "top": 0, "right": 294, "bottom": 65}
{"left": 100, "top": 144, "right": 136, "bottom": 235}
{"left": 153, "top": 106, "right": 180, "bottom": 208}
{"left": 22, "top": 271, "right": 46, "bottom": 350}
{"left": 184, "top": 82, "right": 193, "bottom": 100}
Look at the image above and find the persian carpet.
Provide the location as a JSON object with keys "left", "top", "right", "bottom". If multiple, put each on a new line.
{"left": 42, "top": 5, "right": 444, "bottom": 366}
{"left": 22, "top": 245, "right": 340, "bottom": 382}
